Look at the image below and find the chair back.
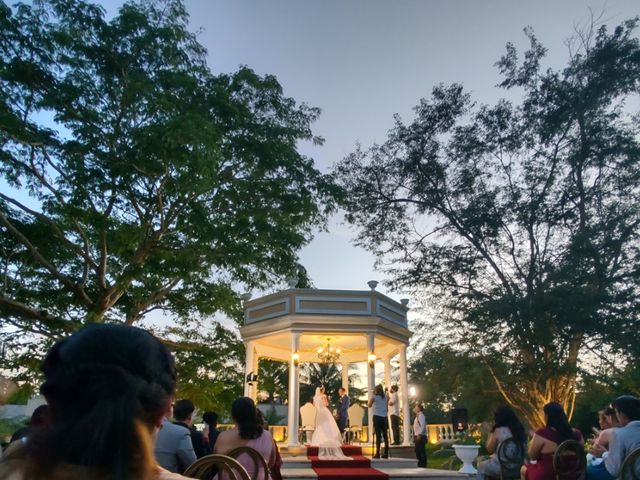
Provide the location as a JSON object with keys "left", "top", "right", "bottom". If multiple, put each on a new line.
{"left": 300, "top": 402, "right": 317, "bottom": 428}
{"left": 496, "top": 437, "right": 525, "bottom": 479}
{"left": 620, "top": 446, "right": 640, "bottom": 480}
{"left": 552, "top": 440, "right": 586, "bottom": 480}
{"left": 184, "top": 454, "right": 251, "bottom": 480}
{"left": 228, "top": 446, "right": 270, "bottom": 480}
{"left": 347, "top": 404, "right": 365, "bottom": 428}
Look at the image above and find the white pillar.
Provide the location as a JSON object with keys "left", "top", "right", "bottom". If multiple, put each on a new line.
{"left": 384, "top": 356, "right": 393, "bottom": 444}
{"left": 244, "top": 340, "right": 255, "bottom": 398}
{"left": 286, "top": 332, "right": 301, "bottom": 447}
{"left": 341, "top": 362, "right": 349, "bottom": 395}
{"left": 367, "top": 333, "right": 375, "bottom": 444}
{"left": 399, "top": 344, "right": 411, "bottom": 446}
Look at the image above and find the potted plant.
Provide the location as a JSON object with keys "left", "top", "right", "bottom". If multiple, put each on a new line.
{"left": 452, "top": 429, "right": 481, "bottom": 474}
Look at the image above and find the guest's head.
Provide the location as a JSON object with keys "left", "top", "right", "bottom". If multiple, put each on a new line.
{"left": 338, "top": 387, "right": 346, "bottom": 396}
{"left": 604, "top": 405, "right": 619, "bottom": 427}
{"left": 24, "top": 324, "right": 176, "bottom": 480}
{"left": 231, "top": 397, "right": 263, "bottom": 440}
{"left": 374, "top": 384, "right": 384, "bottom": 398}
{"left": 203, "top": 411, "right": 218, "bottom": 428}
{"left": 28, "top": 405, "right": 51, "bottom": 428}
{"left": 390, "top": 385, "right": 398, "bottom": 393}
{"left": 173, "top": 399, "right": 195, "bottom": 426}
{"left": 543, "top": 402, "right": 574, "bottom": 441}
{"left": 612, "top": 395, "right": 640, "bottom": 425}
{"left": 413, "top": 404, "right": 424, "bottom": 415}
{"left": 492, "top": 405, "right": 526, "bottom": 445}
{"left": 319, "top": 386, "right": 325, "bottom": 394}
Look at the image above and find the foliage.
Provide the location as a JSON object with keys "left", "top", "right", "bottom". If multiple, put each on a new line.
{"left": 299, "top": 362, "right": 343, "bottom": 407}
{"left": 258, "top": 359, "right": 289, "bottom": 403}
{"left": 335, "top": 19, "right": 640, "bottom": 427}
{"left": 410, "top": 345, "right": 504, "bottom": 423}
{"left": 453, "top": 426, "right": 481, "bottom": 445}
{"left": 0, "top": 0, "right": 336, "bottom": 388}
{"left": 159, "top": 319, "right": 243, "bottom": 414}
{"left": 0, "top": 416, "right": 26, "bottom": 439}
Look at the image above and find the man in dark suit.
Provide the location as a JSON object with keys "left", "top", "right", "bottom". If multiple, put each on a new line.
{"left": 336, "top": 387, "right": 350, "bottom": 436}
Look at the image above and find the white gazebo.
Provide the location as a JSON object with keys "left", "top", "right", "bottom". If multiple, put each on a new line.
{"left": 240, "top": 282, "right": 412, "bottom": 447}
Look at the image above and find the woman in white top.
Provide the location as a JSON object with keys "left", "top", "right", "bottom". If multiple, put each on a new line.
{"left": 477, "top": 405, "right": 527, "bottom": 480}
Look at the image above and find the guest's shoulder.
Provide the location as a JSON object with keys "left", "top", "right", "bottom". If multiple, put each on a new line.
{"left": 158, "top": 467, "right": 193, "bottom": 480}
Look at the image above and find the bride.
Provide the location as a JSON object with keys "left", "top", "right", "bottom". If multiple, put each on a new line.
{"left": 310, "top": 386, "right": 350, "bottom": 459}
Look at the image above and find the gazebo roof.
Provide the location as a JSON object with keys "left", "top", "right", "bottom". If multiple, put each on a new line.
{"left": 240, "top": 287, "right": 411, "bottom": 363}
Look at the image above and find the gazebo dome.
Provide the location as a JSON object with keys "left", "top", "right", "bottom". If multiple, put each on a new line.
{"left": 241, "top": 285, "right": 412, "bottom": 447}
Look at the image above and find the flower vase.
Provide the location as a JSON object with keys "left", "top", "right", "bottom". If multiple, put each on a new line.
{"left": 453, "top": 444, "right": 480, "bottom": 474}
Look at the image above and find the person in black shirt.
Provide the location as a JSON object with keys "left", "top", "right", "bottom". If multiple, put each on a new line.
{"left": 202, "top": 411, "right": 220, "bottom": 453}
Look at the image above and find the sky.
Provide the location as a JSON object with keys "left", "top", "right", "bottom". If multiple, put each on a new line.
{"left": 173, "top": 0, "right": 639, "bottom": 302}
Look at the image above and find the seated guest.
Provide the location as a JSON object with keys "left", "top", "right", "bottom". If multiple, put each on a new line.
{"left": 173, "top": 399, "right": 207, "bottom": 459}
{"left": 591, "top": 405, "right": 620, "bottom": 455}
{"left": 477, "top": 405, "right": 526, "bottom": 480}
{"left": 202, "top": 411, "right": 220, "bottom": 453}
{"left": 0, "top": 324, "right": 191, "bottom": 479}
{"left": 587, "top": 395, "right": 640, "bottom": 479}
{"left": 214, "top": 397, "right": 276, "bottom": 480}
{"left": 521, "top": 402, "right": 584, "bottom": 480}
{"left": 154, "top": 403, "right": 197, "bottom": 474}
{"left": 9, "top": 405, "right": 50, "bottom": 445}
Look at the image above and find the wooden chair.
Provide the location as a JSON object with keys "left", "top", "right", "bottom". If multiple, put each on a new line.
{"left": 620, "top": 446, "right": 640, "bottom": 480}
{"left": 228, "top": 446, "right": 270, "bottom": 480}
{"left": 299, "top": 402, "right": 317, "bottom": 444}
{"left": 553, "top": 440, "right": 586, "bottom": 480}
{"left": 496, "top": 438, "right": 525, "bottom": 479}
{"left": 184, "top": 454, "right": 251, "bottom": 480}
{"left": 344, "top": 403, "right": 364, "bottom": 444}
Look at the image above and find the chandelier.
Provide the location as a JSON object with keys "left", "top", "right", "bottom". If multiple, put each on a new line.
{"left": 317, "top": 338, "right": 341, "bottom": 363}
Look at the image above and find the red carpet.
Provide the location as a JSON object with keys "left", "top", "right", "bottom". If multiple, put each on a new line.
{"left": 307, "top": 446, "right": 389, "bottom": 480}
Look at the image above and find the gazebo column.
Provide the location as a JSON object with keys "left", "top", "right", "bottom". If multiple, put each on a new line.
{"left": 367, "top": 333, "right": 375, "bottom": 444}
{"left": 341, "top": 362, "right": 349, "bottom": 395}
{"left": 399, "top": 344, "right": 411, "bottom": 446}
{"left": 286, "top": 332, "right": 301, "bottom": 447}
{"left": 384, "top": 355, "right": 394, "bottom": 444}
{"left": 243, "top": 340, "right": 255, "bottom": 398}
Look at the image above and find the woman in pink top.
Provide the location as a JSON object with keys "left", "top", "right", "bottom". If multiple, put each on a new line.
{"left": 214, "top": 397, "right": 276, "bottom": 479}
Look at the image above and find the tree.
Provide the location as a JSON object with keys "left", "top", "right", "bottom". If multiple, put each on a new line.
{"left": 335, "top": 20, "right": 640, "bottom": 427}
{"left": 300, "top": 362, "right": 343, "bottom": 407}
{"left": 409, "top": 345, "right": 505, "bottom": 423}
{"left": 258, "top": 359, "right": 289, "bottom": 404}
{"left": 0, "top": 0, "right": 336, "bottom": 380}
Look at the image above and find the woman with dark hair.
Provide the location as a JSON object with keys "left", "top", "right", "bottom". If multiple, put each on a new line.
{"left": 367, "top": 384, "right": 389, "bottom": 459}
{"left": 214, "top": 397, "right": 275, "bottom": 479}
{"left": 521, "top": 402, "right": 584, "bottom": 480}
{"left": 477, "top": 405, "right": 526, "bottom": 479}
{"left": 0, "top": 323, "right": 188, "bottom": 480}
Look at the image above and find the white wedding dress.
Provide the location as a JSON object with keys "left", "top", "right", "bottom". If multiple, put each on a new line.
{"left": 310, "top": 387, "right": 351, "bottom": 460}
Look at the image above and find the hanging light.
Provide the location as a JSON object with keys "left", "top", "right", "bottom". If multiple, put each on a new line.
{"left": 317, "top": 338, "right": 341, "bottom": 363}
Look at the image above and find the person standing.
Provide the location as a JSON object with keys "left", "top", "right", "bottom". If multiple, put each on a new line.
{"left": 202, "top": 411, "right": 220, "bottom": 453}
{"left": 337, "top": 387, "right": 350, "bottom": 435}
{"left": 413, "top": 404, "right": 427, "bottom": 468}
{"left": 388, "top": 385, "right": 401, "bottom": 445}
{"left": 368, "top": 384, "right": 389, "bottom": 459}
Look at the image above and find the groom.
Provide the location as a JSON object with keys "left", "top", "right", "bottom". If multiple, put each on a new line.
{"left": 336, "top": 387, "right": 350, "bottom": 435}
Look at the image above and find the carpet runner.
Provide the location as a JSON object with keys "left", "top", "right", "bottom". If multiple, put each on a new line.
{"left": 307, "top": 446, "right": 389, "bottom": 480}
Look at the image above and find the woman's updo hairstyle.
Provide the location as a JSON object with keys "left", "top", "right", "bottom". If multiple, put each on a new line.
{"left": 26, "top": 324, "right": 176, "bottom": 480}
{"left": 232, "top": 397, "right": 263, "bottom": 440}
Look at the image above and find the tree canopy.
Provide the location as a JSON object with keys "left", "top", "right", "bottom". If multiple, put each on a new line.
{"left": 0, "top": 0, "right": 336, "bottom": 388}
{"left": 335, "top": 19, "right": 640, "bottom": 427}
